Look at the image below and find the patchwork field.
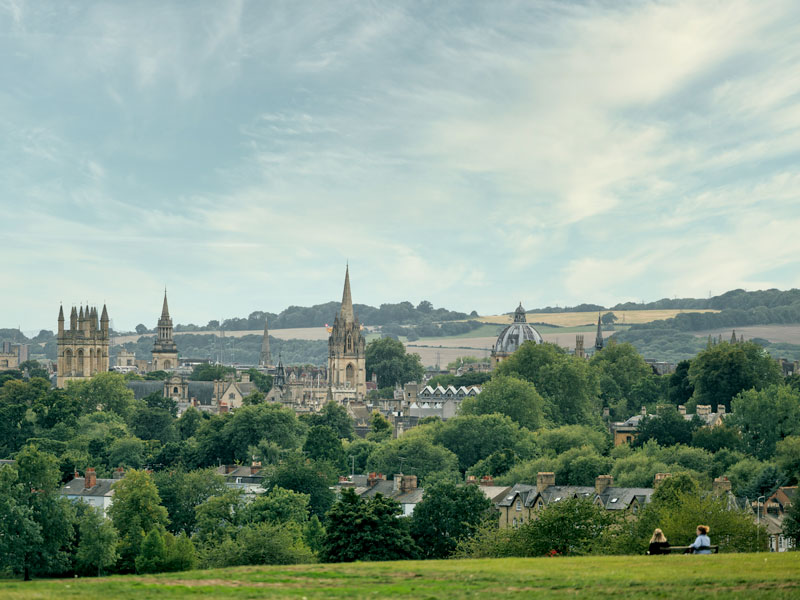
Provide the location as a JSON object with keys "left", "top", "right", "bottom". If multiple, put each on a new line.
{"left": 4, "top": 554, "right": 799, "bottom": 599}
{"left": 479, "top": 309, "right": 720, "bottom": 327}
{"left": 113, "top": 327, "right": 330, "bottom": 346}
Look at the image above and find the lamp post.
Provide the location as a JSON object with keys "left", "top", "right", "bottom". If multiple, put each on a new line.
{"left": 757, "top": 495, "right": 766, "bottom": 551}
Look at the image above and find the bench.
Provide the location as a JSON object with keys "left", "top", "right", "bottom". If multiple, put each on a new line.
{"left": 649, "top": 545, "right": 719, "bottom": 554}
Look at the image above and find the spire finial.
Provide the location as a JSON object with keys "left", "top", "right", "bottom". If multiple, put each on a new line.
{"left": 340, "top": 264, "right": 354, "bottom": 322}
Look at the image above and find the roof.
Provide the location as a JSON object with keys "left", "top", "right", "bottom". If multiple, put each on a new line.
{"left": 477, "top": 485, "right": 512, "bottom": 503}
{"left": 61, "top": 477, "right": 115, "bottom": 498}
{"left": 126, "top": 380, "right": 164, "bottom": 399}
{"left": 497, "top": 483, "right": 536, "bottom": 507}
{"left": 596, "top": 487, "right": 654, "bottom": 510}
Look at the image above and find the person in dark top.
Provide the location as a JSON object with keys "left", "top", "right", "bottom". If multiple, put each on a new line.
{"left": 648, "top": 528, "right": 670, "bottom": 555}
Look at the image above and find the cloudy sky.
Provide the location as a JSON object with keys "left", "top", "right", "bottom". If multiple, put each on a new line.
{"left": 2, "top": 1, "right": 800, "bottom": 332}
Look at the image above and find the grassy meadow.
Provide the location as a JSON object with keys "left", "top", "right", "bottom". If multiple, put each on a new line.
{"left": 4, "top": 553, "right": 799, "bottom": 599}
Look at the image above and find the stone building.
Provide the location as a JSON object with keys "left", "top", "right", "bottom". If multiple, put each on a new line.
{"left": 490, "top": 303, "right": 543, "bottom": 368}
{"left": 151, "top": 290, "right": 178, "bottom": 371}
{"left": 57, "top": 304, "right": 110, "bottom": 388}
{"left": 0, "top": 341, "right": 20, "bottom": 371}
{"left": 327, "top": 265, "right": 366, "bottom": 400}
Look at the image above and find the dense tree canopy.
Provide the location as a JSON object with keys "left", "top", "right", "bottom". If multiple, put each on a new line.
{"left": 365, "top": 337, "right": 425, "bottom": 388}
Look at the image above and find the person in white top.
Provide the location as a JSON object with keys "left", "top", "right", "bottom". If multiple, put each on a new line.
{"left": 688, "top": 525, "right": 712, "bottom": 554}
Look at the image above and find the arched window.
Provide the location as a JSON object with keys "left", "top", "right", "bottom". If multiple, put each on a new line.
{"left": 76, "top": 349, "right": 85, "bottom": 376}
{"left": 163, "top": 360, "right": 172, "bottom": 370}
{"left": 346, "top": 363, "right": 355, "bottom": 388}
{"left": 64, "top": 349, "right": 73, "bottom": 374}
{"left": 173, "top": 387, "right": 179, "bottom": 394}
{"left": 346, "top": 334, "right": 353, "bottom": 352}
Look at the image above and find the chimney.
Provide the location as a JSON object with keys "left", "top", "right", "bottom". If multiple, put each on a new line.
{"left": 713, "top": 476, "right": 732, "bottom": 496}
{"left": 401, "top": 475, "right": 417, "bottom": 493}
{"left": 393, "top": 474, "right": 403, "bottom": 493}
{"left": 716, "top": 405, "right": 726, "bottom": 415}
{"left": 602, "top": 407, "right": 610, "bottom": 418}
{"left": 678, "top": 405, "right": 686, "bottom": 415}
{"left": 595, "top": 475, "right": 613, "bottom": 495}
{"left": 225, "top": 465, "right": 236, "bottom": 474}
{"left": 697, "top": 405, "right": 711, "bottom": 417}
{"left": 480, "top": 475, "right": 494, "bottom": 487}
{"left": 251, "top": 461, "right": 262, "bottom": 475}
{"left": 536, "top": 472, "right": 555, "bottom": 492}
{"left": 113, "top": 467, "right": 125, "bottom": 480}
{"left": 654, "top": 472, "right": 671, "bottom": 487}
{"left": 641, "top": 406, "right": 647, "bottom": 416}
{"left": 466, "top": 475, "right": 478, "bottom": 485}
{"left": 367, "top": 472, "right": 384, "bottom": 487}
{"left": 84, "top": 468, "right": 97, "bottom": 489}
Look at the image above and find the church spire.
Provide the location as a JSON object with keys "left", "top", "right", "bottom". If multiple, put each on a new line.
{"left": 339, "top": 264, "right": 354, "bottom": 322}
{"left": 161, "top": 289, "right": 170, "bottom": 319}
{"left": 259, "top": 317, "right": 271, "bottom": 367}
{"left": 595, "top": 313, "right": 604, "bottom": 351}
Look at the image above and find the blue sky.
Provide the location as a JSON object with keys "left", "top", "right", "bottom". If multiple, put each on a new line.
{"left": 2, "top": 0, "right": 800, "bottom": 332}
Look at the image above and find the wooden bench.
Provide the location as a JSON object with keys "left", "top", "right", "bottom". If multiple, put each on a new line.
{"left": 649, "top": 545, "right": 719, "bottom": 554}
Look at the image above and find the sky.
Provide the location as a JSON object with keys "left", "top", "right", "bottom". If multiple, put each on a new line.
{"left": 2, "top": 0, "right": 800, "bottom": 333}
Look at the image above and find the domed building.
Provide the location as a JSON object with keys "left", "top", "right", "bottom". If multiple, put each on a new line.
{"left": 490, "top": 303, "right": 543, "bottom": 368}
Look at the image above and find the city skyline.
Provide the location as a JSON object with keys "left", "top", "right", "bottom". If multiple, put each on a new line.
{"left": 2, "top": 1, "right": 800, "bottom": 331}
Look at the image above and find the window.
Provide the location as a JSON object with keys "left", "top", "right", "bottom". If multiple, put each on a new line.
{"left": 610, "top": 498, "right": 618, "bottom": 503}
{"left": 229, "top": 393, "right": 235, "bottom": 399}
{"left": 516, "top": 499, "right": 522, "bottom": 511}
{"left": 512, "top": 517, "right": 517, "bottom": 527}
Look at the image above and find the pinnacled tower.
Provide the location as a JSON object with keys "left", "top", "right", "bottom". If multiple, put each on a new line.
{"left": 57, "top": 302, "right": 110, "bottom": 388}
{"left": 327, "top": 265, "right": 366, "bottom": 399}
{"left": 151, "top": 289, "right": 178, "bottom": 371}
{"left": 259, "top": 318, "right": 272, "bottom": 368}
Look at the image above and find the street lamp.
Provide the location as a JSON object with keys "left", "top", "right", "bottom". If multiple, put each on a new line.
{"left": 757, "top": 495, "right": 766, "bottom": 551}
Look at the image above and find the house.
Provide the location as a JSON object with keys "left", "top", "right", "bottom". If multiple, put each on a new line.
{"left": 763, "top": 486, "right": 797, "bottom": 552}
{"left": 338, "top": 472, "right": 424, "bottom": 516}
{"left": 216, "top": 463, "right": 266, "bottom": 497}
{"left": 610, "top": 404, "right": 728, "bottom": 446}
{"left": 496, "top": 472, "right": 659, "bottom": 528}
{"left": 60, "top": 468, "right": 124, "bottom": 516}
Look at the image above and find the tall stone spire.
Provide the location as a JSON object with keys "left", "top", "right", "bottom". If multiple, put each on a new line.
{"left": 161, "top": 289, "right": 170, "bottom": 318}
{"left": 595, "top": 313, "right": 604, "bottom": 351}
{"left": 259, "top": 318, "right": 272, "bottom": 367}
{"left": 58, "top": 305, "right": 65, "bottom": 335}
{"left": 339, "top": 265, "right": 354, "bottom": 322}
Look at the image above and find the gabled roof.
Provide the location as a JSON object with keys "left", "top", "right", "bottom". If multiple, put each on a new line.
{"left": 596, "top": 487, "right": 654, "bottom": 510}
{"left": 497, "top": 483, "right": 536, "bottom": 507}
{"left": 61, "top": 477, "right": 115, "bottom": 498}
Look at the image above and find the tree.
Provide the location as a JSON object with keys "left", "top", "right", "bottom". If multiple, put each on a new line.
{"left": 66, "top": 372, "right": 140, "bottom": 423}
{"left": 107, "top": 437, "right": 145, "bottom": 469}
{"left": 536, "top": 425, "right": 609, "bottom": 455}
{"left": 775, "top": 436, "right": 800, "bottom": 484}
{"left": 269, "top": 454, "right": 337, "bottom": 518}
{"left": 633, "top": 407, "right": 700, "bottom": 447}
{"left": 322, "top": 488, "right": 418, "bottom": 562}
{"left": 729, "top": 384, "right": 800, "bottom": 460}
{"left": 108, "top": 469, "right": 169, "bottom": 572}
{"left": 177, "top": 406, "right": 203, "bottom": 440}
{"left": 601, "top": 312, "right": 618, "bottom": 325}
{"left": 19, "top": 360, "right": 49, "bottom": 379}
{"left": 133, "top": 406, "right": 177, "bottom": 444}
{"left": 247, "top": 368, "right": 273, "bottom": 394}
{"left": 782, "top": 500, "right": 800, "bottom": 548}
{"left": 514, "top": 497, "right": 617, "bottom": 556}
{"left": 688, "top": 341, "right": 782, "bottom": 411}
{"left": 460, "top": 375, "right": 545, "bottom": 430}
{"left": 366, "top": 436, "right": 459, "bottom": 484}
{"left": 590, "top": 341, "right": 654, "bottom": 411}
{"left": 0, "top": 445, "right": 77, "bottom": 580}
{"left": 202, "top": 522, "right": 313, "bottom": 567}
{"left": 303, "top": 425, "right": 345, "bottom": 467}
{"left": 410, "top": 481, "right": 495, "bottom": 558}
{"left": 135, "top": 324, "right": 148, "bottom": 334}
{"left": 189, "top": 363, "right": 235, "bottom": 381}
{"left": 243, "top": 486, "right": 310, "bottom": 526}
{"left": 667, "top": 360, "right": 694, "bottom": 405}
{"left": 366, "top": 411, "right": 392, "bottom": 442}
{"left": 365, "top": 337, "right": 424, "bottom": 388}
{"left": 302, "top": 401, "right": 354, "bottom": 439}
{"left": 432, "top": 414, "right": 529, "bottom": 473}
{"left": 153, "top": 468, "right": 227, "bottom": 535}
{"left": 76, "top": 506, "right": 119, "bottom": 576}
{"left": 135, "top": 528, "right": 167, "bottom": 574}
{"left": 221, "top": 403, "right": 305, "bottom": 463}
{"left": 0, "top": 379, "right": 38, "bottom": 456}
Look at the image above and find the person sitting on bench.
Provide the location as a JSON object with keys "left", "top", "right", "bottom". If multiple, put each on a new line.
{"left": 686, "top": 525, "right": 712, "bottom": 554}
{"left": 648, "top": 528, "right": 670, "bottom": 555}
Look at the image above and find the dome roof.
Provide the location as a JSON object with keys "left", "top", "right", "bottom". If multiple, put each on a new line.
{"left": 494, "top": 303, "right": 542, "bottom": 354}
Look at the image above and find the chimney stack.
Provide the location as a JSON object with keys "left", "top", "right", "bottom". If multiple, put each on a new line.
{"left": 595, "top": 474, "right": 613, "bottom": 495}
{"left": 400, "top": 475, "right": 417, "bottom": 493}
{"left": 536, "top": 472, "right": 555, "bottom": 492}
{"left": 466, "top": 475, "right": 477, "bottom": 485}
{"left": 113, "top": 467, "right": 125, "bottom": 480}
{"left": 641, "top": 406, "right": 647, "bottom": 416}
{"left": 678, "top": 405, "right": 686, "bottom": 415}
{"left": 654, "top": 472, "right": 671, "bottom": 487}
{"left": 713, "top": 476, "right": 732, "bottom": 496}
{"left": 716, "top": 405, "right": 726, "bottom": 415}
{"left": 480, "top": 475, "right": 494, "bottom": 487}
{"left": 84, "top": 468, "right": 97, "bottom": 489}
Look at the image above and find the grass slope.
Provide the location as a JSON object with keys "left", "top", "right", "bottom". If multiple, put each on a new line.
{"left": 5, "top": 554, "right": 799, "bottom": 599}
{"left": 478, "top": 309, "right": 720, "bottom": 327}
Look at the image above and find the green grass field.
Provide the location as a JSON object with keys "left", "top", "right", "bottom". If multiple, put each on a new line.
{"left": 4, "top": 554, "right": 799, "bottom": 599}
